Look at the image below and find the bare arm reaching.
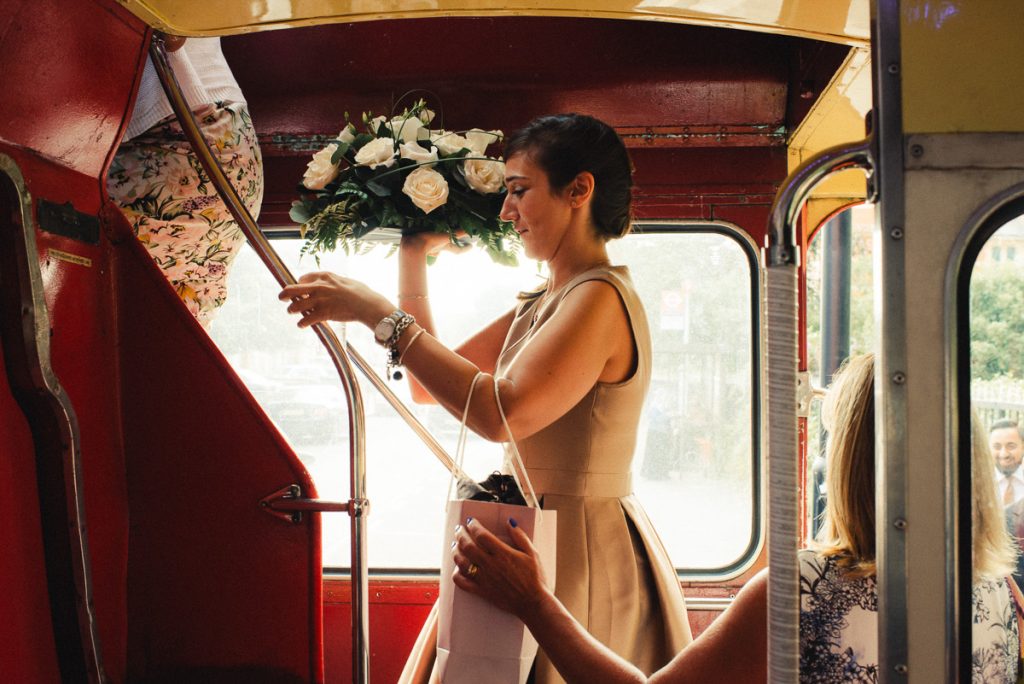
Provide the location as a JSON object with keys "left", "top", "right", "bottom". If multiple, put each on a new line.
{"left": 278, "top": 271, "right": 632, "bottom": 442}
{"left": 452, "top": 519, "right": 768, "bottom": 684}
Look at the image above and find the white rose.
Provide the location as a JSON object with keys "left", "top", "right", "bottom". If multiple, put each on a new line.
{"left": 354, "top": 137, "right": 397, "bottom": 169}
{"left": 402, "top": 167, "right": 449, "bottom": 214}
{"left": 419, "top": 108, "right": 436, "bottom": 124}
{"left": 463, "top": 158, "right": 505, "bottom": 194}
{"left": 387, "top": 115, "right": 425, "bottom": 143}
{"left": 431, "top": 130, "right": 471, "bottom": 156}
{"left": 338, "top": 124, "right": 356, "bottom": 144}
{"left": 466, "top": 128, "right": 503, "bottom": 155}
{"left": 400, "top": 141, "right": 439, "bottom": 166}
{"left": 302, "top": 144, "right": 340, "bottom": 190}
{"left": 368, "top": 115, "right": 386, "bottom": 133}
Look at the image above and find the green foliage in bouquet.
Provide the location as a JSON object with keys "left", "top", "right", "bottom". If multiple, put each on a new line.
{"left": 291, "top": 99, "right": 520, "bottom": 265}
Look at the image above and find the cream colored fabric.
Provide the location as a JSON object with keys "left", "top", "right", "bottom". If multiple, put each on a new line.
{"left": 399, "top": 265, "right": 692, "bottom": 683}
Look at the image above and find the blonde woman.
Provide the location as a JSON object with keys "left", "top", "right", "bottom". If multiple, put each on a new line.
{"left": 453, "top": 353, "right": 1020, "bottom": 683}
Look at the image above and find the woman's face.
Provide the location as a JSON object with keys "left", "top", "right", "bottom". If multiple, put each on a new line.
{"left": 500, "top": 152, "right": 574, "bottom": 261}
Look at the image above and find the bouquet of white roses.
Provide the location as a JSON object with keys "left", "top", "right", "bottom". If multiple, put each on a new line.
{"left": 290, "top": 99, "right": 519, "bottom": 264}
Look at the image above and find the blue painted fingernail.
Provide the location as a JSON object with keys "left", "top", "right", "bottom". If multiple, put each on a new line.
{"left": 450, "top": 540, "right": 457, "bottom": 550}
{"left": 466, "top": 516, "right": 474, "bottom": 525}
{"left": 454, "top": 524, "right": 462, "bottom": 534}
{"left": 509, "top": 518, "right": 518, "bottom": 528}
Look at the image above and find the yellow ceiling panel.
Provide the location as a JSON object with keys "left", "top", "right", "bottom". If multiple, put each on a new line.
{"left": 118, "top": 0, "right": 868, "bottom": 44}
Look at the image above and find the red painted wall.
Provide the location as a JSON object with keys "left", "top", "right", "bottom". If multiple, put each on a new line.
{"left": 1, "top": 0, "right": 325, "bottom": 679}
{"left": 0, "top": 174, "right": 63, "bottom": 684}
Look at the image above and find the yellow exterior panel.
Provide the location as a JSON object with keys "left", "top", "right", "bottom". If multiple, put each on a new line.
{"left": 119, "top": 0, "right": 868, "bottom": 43}
{"left": 902, "top": 0, "right": 1024, "bottom": 133}
{"left": 789, "top": 47, "right": 871, "bottom": 162}
{"left": 788, "top": 47, "right": 871, "bottom": 215}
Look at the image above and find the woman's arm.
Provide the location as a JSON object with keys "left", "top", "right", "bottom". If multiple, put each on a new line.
{"left": 279, "top": 271, "right": 631, "bottom": 442}
{"left": 392, "top": 277, "right": 630, "bottom": 440}
{"left": 396, "top": 234, "right": 515, "bottom": 402}
{"left": 453, "top": 519, "right": 768, "bottom": 684}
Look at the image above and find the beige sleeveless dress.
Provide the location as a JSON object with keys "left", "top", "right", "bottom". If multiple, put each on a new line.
{"left": 399, "top": 265, "right": 692, "bottom": 684}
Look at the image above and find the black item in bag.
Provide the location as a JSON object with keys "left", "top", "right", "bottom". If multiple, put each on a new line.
{"left": 456, "top": 472, "right": 527, "bottom": 506}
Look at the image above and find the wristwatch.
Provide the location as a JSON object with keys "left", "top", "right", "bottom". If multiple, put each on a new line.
{"left": 373, "top": 310, "right": 408, "bottom": 346}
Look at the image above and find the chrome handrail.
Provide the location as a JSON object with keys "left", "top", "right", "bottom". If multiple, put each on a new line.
{"left": 146, "top": 35, "right": 380, "bottom": 682}
{"left": 763, "top": 139, "right": 873, "bottom": 684}
{"left": 344, "top": 342, "right": 463, "bottom": 477}
{"left": 765, "top": 140, "right": 874, "bottom": 268}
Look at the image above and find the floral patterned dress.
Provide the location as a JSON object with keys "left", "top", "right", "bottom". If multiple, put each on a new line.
{"left": 798, "top": 549, "right": 1019, "bottom": 683}
{"left": 107, "top": 101, "right": 263, "bottom": 327}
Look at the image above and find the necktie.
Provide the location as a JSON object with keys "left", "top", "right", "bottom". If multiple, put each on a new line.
{"left": 1005, "top": 477, "right": 1016, "bottom": 505}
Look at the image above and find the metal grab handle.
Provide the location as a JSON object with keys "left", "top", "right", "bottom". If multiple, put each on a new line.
{"left": 763, "top": 139, "right": 874, "bottom": 684}
{"left": 147, "top": 35, "right": 374, "bottom": 683}
{"left": 765, "top": 139, "right": 874, "bottom": 266}
{"left": 260, "top": 485, "right": 362, "bottom": 524}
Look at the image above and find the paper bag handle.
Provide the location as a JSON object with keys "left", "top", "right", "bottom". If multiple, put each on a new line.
{"left": 446, "top": 372, "right": 541, "bottom": 510}
{"left": 445, "top": 371, "right": 484, "bottom": 506}
{"left": 492, "top": 377, "right": 541, "bottom": 510}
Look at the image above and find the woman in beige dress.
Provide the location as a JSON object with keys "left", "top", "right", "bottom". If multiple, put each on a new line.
{"left": 280, "top": 113, "right": 692, "bottom": 682}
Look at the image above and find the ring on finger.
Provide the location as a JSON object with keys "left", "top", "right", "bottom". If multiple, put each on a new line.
{"left": 465, "top": 563, "right": 479, "bottom": 578}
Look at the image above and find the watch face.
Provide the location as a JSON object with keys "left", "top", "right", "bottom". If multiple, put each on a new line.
{"left": 375, "top": 317, "right": 397, "bottom": 342}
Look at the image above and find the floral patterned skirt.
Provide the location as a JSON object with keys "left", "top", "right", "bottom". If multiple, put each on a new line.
{"left": 107, "top": 101, "right": 263, "bottom": 327}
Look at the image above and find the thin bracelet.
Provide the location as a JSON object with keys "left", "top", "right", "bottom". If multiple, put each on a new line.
{"left": 399, "top": 328, "right": 427, "bottom": 364}
{"left": 398, "top": 293, "right": 429, "bottom": 300}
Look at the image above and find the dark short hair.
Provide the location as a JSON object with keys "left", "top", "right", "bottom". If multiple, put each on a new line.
{"left": 504, "top": 113, "right": 633, "bottom": 241}
{"left": 989, "top": 419, "right": 1024, "bottom": 440}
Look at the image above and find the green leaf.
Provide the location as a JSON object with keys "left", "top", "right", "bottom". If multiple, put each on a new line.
{"left": 330, "top": 142, "right": 351, "bottom": 164}
{"left": 352, "top": 133, "right": 374, "bottom": 149}
{"left": 289, "top": 201, "right": 314, "bottom": 224}
{"left": 366, "top": 176, "right": 394, "bottom": 197}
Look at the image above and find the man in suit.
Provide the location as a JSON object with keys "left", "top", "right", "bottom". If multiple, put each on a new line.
{"left": 995, "top": 420, "right": 1024, "bottom": 586}
{"left": 991, "top": 419, "right": 1024, "bottom": 506}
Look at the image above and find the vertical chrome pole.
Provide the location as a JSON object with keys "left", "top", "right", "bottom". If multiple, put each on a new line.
{"left": 149, "top": 35, "right": 370, "bottom": 683}
{"left": 870, "top": 2, "right": 910, "bottom": 681}
{"left": 763, "top": 259, "right": 800, "bottom": 684}
{"left": 764, "top": 141, "right": 873, "bottom": 684}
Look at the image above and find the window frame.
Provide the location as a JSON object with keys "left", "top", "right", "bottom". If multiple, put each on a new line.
{"left": 253, "top": 220, "right": 764, "bottom": 581}
{"left": 629, "top": 220, "right": 764, "bottom": 581}
{"left": 955, "top": 192, "right": 1024, "bottom": 673}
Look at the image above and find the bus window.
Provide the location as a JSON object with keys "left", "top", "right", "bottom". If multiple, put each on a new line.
{"left": 967, "top": 211, "right": 1024, "bottom": 668}
{"left": 971, "top": 215, "right": 1024, "bottom": 428}
{"left": 970, "top": 213, "right": 1024, "bottom": 478}
{"left": 804, "top": 203, "right": 875, "bottom": 538}
{"left": 210, "top": 224, "right": 761, "bottom": 575}
{"left": 607, "top": 225, "right": 760, "bottom": 574}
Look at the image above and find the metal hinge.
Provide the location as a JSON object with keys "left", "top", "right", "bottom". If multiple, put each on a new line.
{"left": 259, "top": 485, "right": 368, "bottom": 524}
{"left": 797, "top": 371, "right": 813, "bottom": 418}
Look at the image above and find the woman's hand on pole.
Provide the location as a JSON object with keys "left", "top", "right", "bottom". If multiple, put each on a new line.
{"left": 278, "top": 271, "right": 394, "bottom": 329}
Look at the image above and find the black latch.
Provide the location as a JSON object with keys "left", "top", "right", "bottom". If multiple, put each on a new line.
{"left": 37, "top": 200, "right": 100, "bottom": 245}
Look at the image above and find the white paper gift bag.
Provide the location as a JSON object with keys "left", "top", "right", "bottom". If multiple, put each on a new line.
{"left": 437, "top": 500, "right": 556, "bottom": 683}
{"left": 435, "top": 374, "right": 557, "bottom": 684}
